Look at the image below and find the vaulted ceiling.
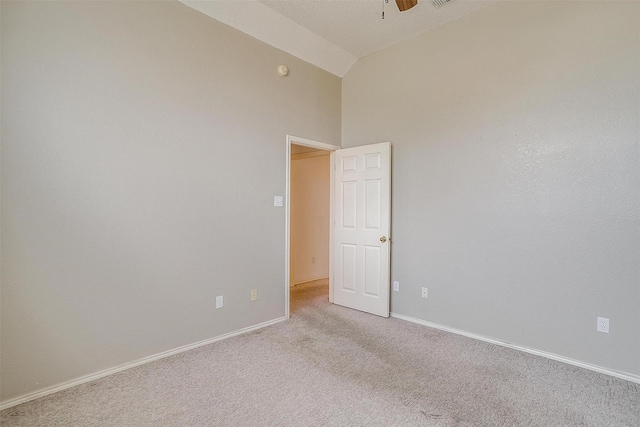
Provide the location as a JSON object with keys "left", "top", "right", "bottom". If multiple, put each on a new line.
{"left": 179, "top": 0, "right": 499, "bottom": 77}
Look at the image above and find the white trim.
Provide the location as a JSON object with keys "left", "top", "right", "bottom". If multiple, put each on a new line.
{"left": 328, "top": 150, "right": 335, "bottom": 304}
{"left": 285, "top": 135, "right": 339, "bottom": 319}
{"left": 0, "top": 317, "right": 286, "bottom": 411}
{"left": 285, "top": 139, "right": 292, "bottom": 319}
{"left": 292, "top": 276, "right": 330, "bottom": 287}
{"left": 288, "top": 135, "right": 340, "bottom": 152}
{"left": 390, "top": 312, "right": 640, "bottom": 385}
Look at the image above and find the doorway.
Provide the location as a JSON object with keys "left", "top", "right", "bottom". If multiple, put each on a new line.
{"left": 285, "top": 136, "right": 339, "bottom": 319}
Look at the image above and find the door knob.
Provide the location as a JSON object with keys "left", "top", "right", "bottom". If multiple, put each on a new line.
{"left": 380, "top": 236, "right": 387, "bottom": 243}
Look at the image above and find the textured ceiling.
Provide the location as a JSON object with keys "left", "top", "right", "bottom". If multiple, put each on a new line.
{"left": 258, "top": 0, "right": 498, "bottom": 58}
{"left": 179, "top": 0, "right": 499, "bottom": 76}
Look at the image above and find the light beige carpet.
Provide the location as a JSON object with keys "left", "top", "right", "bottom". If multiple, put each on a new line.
{"left": 2, "top": 279, "right": 639, "bottom": 426}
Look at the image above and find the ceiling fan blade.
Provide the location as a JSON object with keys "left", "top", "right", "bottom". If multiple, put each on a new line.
{"left": 395, "top": 0, "right": 418, "bottom": 12}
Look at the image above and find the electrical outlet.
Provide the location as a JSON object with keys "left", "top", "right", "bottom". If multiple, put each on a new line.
{"left": 216, "top": 295, "right": 223, "bottom": 309}
{"left": 597, "top": 317, "right": 609, "bottom": 333}
{"left": 251, "top": 289, "right": 258, "bottom": 302}
{"left": 421, "top": 287, "right": 428, "bottom": 298}
{"left": 393, "top": 281, "right": 400, "bottom": 292}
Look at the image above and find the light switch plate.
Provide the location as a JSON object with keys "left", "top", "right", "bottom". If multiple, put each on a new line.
{"left": 216, "top": 295, "right": 223, "bottom": 309}
{"left": 274, "top": 196, "right": 284, "bottom": 207}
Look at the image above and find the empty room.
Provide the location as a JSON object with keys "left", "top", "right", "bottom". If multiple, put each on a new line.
{"left": 1, "top": 0, "right": 638, "bottom": 425}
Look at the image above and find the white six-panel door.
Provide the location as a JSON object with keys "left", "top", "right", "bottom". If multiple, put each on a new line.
{"left": 333, "top": 142, "right": 390, "bottom": 317}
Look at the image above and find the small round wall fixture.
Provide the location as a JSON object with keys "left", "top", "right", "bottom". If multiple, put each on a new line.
{"left": 277, "top": 65, "right": 289, "bottom": 77}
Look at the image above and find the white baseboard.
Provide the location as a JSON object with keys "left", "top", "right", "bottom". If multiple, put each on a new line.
{"left": 390, "top": 312, "right": 640, "bottom": 385}
{"left": 0, "top": 316, "right": 287, "bottom": 411}
{"left": 291, "top": 276, "right": 329, "bottom": 287}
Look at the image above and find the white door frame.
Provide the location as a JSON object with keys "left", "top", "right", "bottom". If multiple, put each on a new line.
{"left": 285, "top": 135, "right": 340, "bottom": 319}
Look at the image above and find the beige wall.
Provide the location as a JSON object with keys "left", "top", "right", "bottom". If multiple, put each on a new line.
{"left": 343, "top": 1, "right": 640, "bottom": 376}
{"left": 290, "top": 153, "right": 330, "bottom": 285}
{"left": 0, "top": 0, "right": 341, "bottom": 402}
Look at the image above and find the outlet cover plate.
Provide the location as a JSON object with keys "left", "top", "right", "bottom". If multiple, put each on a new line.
{"left": 393, "top": 281, "right": 399, "bottom": 292}
{"left": 251, "top": 289, "right": 258, "bottom": 302}
{"left": 421, "top": 287, "right": 428, "bottom": 298}
{"left": 216, "top": 295, "right": 223, "bottom": 309}
{"left": 597, "top": 317, "right": 609, "bottom": 333}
